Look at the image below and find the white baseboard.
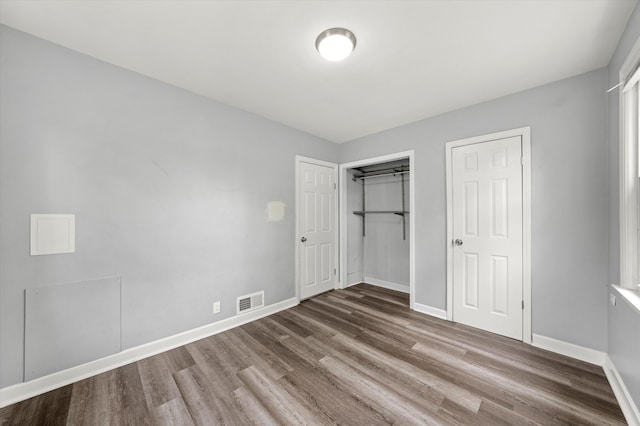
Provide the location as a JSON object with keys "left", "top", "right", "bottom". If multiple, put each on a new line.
{"left": 604, "top": 355, "right": 640, "bottom": 426}
{"left": 342, "top": 281, "right": 363, "bottom": 289}
{"left": 346, "top": 272, "right": 364, "bottom": 287}
{"left": 413, "top": 303, "right": 448, "bottom": 320}
{"left": 0, "top": 297, "right": 299, "bottom": 408}
{"left": 531, "top": 334, "right": 606, "bottom": 366}
{"left": 529, "top": 335, "right": 640, "bottom": 424}
{"left": 364, "top": 276, "right": 409, "bottom": 294}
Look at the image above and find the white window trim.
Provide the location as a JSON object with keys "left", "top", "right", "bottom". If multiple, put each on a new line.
{"left": 619, "top": 35, "right": 640, "bottom": 292}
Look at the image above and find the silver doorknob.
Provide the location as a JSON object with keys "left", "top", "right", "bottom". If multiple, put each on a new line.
{"left": 454, "top": 239, "right": 463, "bottom": 246}
{"left": 301, "top": 237, "right": 307, "bottom": 243}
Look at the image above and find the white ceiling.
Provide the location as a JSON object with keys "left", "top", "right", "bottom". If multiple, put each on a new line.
{"left": 0, "top": 0, "right": 636, "bottom": 143}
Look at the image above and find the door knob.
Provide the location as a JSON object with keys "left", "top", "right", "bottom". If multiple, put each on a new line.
{"left": 454, "top": 239, "right": 463, "bottom": 246}
{"left": 301, "top": 237, "right": 307, "bottom": 243}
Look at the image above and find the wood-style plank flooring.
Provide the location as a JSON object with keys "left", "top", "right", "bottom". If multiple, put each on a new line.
{"left": 0, "top": 284, "right": 626, "bottom": 425}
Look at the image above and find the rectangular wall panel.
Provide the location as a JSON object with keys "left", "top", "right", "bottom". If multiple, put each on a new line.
{"left": 464, "top": 181, "right": 479, "bottom": 237}
{"left": 491, "top": 256, "right": 509, "bottom": 315}
{"left": 491, "top": 148, "right": 508, "bottom": 169}
{"left": 305, "top": 246, "right": 316, "bottom": 286}
{"left": 320, "top": 243, "right": 331, "bottom": 283}
{"left": 25, "top": 277, "right": 121, "bottom": 381}
{"left": 320, "top": 173, "right": 331, "bottom": 187}
{"left": 304, "top": 192, "right": 316, "bottom": 233}
{"left": 463, "top": 253, "right": 479, "bottom": 308}
{"left": 304, "top": 170, "right": 316, "bottom": 184}
{"left": 464, "top": 152, "right": 478, "bottom": 172}
{"left": 320, "top": 193, "right": 331, "bottom": 232}
{"left": 491, "top": 179, "right": 508, "bottom": 238}
{"left": 30, "top": 214, "right": 75, "bottom": 256}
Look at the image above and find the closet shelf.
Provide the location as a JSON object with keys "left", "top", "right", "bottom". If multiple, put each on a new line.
{"left": 353, "top": 210, "right": 409, "bottom": 216}
{"left": 352, "top": 166, "right": 409, "bottom": 239}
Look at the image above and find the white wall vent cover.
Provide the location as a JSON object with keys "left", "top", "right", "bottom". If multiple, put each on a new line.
{"left": 237, "top": 291, "right": 264, "bottom": 314}
{"left": 30, "top": 214, "right": 75, "bottom": 255}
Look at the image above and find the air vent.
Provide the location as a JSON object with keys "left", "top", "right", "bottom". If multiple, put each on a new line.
{"left": 237, "top": 291, "right": 264, "bottom": 314}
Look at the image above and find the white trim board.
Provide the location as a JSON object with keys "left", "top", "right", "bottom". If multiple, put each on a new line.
{"left": 0, "top": 297, "right": 298, "bottom": 408}
{"left": 343, "top": 281, "right": 363, "bottom": 289}
{"left": 339, "top": 150, "right": 416, "bottom": 310}
{"left": 531, "top": 334, "right": 606, "bottom": 366}
{"left": 413, "top": 303, "right": 448, "bottom": 320}
{"left": 445, "top": 127, "right": 532, "bottom": 343}
{"left": 604, "top": 355, "right": 640, "bottom": 426}
{"left": 612, "top": 284, "right": 640, "bottom": 315}
{"left": 363, "top": 277, "right": 409, "bottom": 294}
{"left": 619, "top": 32, "right": 640, "bottom": 292}
{"left": 532, "top": 334, "right": 640, "bottom": 425}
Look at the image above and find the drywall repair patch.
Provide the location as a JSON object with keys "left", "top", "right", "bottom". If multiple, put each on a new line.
{"left": 266, "top": 201, "right": 286, "bottom": 222}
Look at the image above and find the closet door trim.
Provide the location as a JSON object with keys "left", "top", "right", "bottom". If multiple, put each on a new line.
{"left": 338, "top": 150, "right": 415, "bottom": 310}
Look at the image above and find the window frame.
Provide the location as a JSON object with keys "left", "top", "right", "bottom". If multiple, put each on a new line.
{"left": 619, "top": 36, "right": 640, "bottom": 291}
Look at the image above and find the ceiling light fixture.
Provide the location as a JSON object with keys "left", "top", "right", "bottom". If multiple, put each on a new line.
{"left": 315, "top": 28, "right": 356, "bottom": 62}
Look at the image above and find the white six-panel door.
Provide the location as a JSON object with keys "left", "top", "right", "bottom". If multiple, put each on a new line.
{"left": 297, "top": 158, "right": 337, "bottom": 300}
{"left": 452, "top": 136, "right": 523, "bottom": 340}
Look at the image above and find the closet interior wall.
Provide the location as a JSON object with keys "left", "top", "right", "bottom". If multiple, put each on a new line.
{"left": 346, "top": 163, "right": 410, "bottom": 292}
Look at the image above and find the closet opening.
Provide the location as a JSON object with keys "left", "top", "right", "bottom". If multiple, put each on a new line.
{"left": 339, "top": 151, "right": 415, "bottom": 309}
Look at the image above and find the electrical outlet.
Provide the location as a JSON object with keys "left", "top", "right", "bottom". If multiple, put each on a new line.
{"left": 213, "top": 301, "right": 221, "bottom": 314}
{"left": 610, "top": 293, "right": 617, "bottom": 307}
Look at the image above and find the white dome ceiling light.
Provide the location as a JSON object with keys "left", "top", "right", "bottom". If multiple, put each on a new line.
{"left": 315, "top": 28, "right": 356, "bottom": 62}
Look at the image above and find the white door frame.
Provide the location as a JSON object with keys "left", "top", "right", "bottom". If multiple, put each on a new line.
{"left": 445, "top": 128, "right": 531, "bottom": 343}
{"left": 295, "top": 156, "right": 339, "bottom": 302}
{"left": 339, "top": 151, "right": 416, "bottom": 309}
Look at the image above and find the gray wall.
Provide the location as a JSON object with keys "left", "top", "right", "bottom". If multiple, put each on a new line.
{"left": 3, "top": 10, "right": 635, "bottom": 396}
{"left": 345, "top": 171, "right": 410, "bottom": 289}
{"left": 362, "top": 175, "right": 410, "bottom": 287}
{"left": 607, "top": 3, "right": 640, "bottom": 409}
{"left": 339, "top": 68, "right": 609, "bottom": 351}
{"left": 0, "top": 25, "right": 337, "bottom": 388}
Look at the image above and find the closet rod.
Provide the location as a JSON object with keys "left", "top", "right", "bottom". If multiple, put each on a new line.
{"left": 353, "top": 170, "right": 410, "bottom": 180}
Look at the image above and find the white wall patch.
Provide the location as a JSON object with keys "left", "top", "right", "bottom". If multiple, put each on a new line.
{"left": 266, "top": 201, "right": 286, "bottom": 222}
{"left": 30, "top": 214, "right": 75, "bottom": 255}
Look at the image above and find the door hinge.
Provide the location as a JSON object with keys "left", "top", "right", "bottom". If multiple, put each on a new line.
{"left": 334, "top": 268, "right": 337, "bottom": 275}
{"left": 521, "top": 157, "right": 524, "bottom": 166}
{"left": 334, "top": 183, "right": 337, "bottom": 190}
{"left": 522, "top": 300, "right": 524, "bottom": 310}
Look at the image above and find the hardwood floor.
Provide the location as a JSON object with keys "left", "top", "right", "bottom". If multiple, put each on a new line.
{"left": 0, "top": 284, "right": 626, "bottom": 425}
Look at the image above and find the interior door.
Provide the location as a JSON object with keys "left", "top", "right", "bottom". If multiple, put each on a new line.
{"left": 452, "top": 136, "right": 523, "bottom": 340}
{"left": 298, "top": 158, "right": 337, "bottom": 300}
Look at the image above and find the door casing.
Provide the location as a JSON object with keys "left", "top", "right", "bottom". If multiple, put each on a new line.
{"left": 445, "top": 128, "right": 531, "bottom": 343}
{"left": 339, "top": 151, "right": 415, "bottom": 309}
